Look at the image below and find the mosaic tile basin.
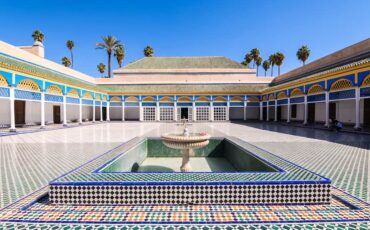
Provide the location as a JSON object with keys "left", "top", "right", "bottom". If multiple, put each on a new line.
{"left": 49, "top": 136, "right": 331, "bottom": 205}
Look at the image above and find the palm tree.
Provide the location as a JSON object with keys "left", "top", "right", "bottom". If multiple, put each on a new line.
{"left": 250, "top": 48, "right": 260, "bottom": 68}
{"left": 66, "top": 40, "right": 74, "bottom": 68}
{"left": 114, "top": 45, "right": 125, "bottom": 68}
{"left": 144, "top": 46, "right": 154, "bottom": 57}
{"left": 262, "top": 60, "right": 270, "bottom": 76}
{"left": 61, "top": 57, "right": 71, "bottom": 67}
{"left": 96, "top": 35, "right": 122, "bottom": 78}
{"left": 274, "top": 52, "right": 285, "bottom": 76}
{"left": 255, "top": 57, "right": 262, "bottom": 76}
{"left": 32, "top": 30, "right": 44, "bottom": 43}
{"left": 297, "top": 45, "right": 310, "bottom": 66}
{"left": 244, "top": 53, "right": 253, "bottom": 68}
{"left": 269, "top": 54, "right": 276, "bottom": 76}
{"left": 97, "top": 63, "right": 106, "bottom": 77}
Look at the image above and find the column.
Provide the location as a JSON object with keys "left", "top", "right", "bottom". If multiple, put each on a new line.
{"left": 226, "top": 101, "right": 230, "bottom": 121}
{"left": 266, "top": 103, "right": 269, "bottom": 121}
{"left": 243, "top": 101, "right": 247, "bottom": 121}
{"left": 79, "top": 98, "right": 82, "bottom": 124}
{"left": 139, "top": 101, "right": 143, "bottom": 121}
{"left": 303, "top": 95, "right": 308, "bottom": 125}
{"left": 210, "top": 102, "right": 214, "bottom": 121}
{"left": 354, "top": 87, "right": 361, "bottom": 130}
{"left": 63, "top": 95, "right": 67, "bottom": 126}
{"left": 156, "top": 101, "right": 160, "bottom": 121}
{"left": 92, "top": 99, "right": 96, "bottom": 123}
{"left": 287, "top": 97, "right": 291, "bottom": 123}
{"left": 100, "top": 101, "right": 103, "bottom": 122}
{"left": 173, "top": 101, "right": 177, "bottom": 121}
{"left": 325, "top": 91, "right": 329, "bottom": 127}
{"left": 40, "top": 91, "right": 45, "bottom": 129}
{"left": 274, "top": 100, "right": 278, "bottom": 122}
{"left": 192, "top": 101, "right": 196, "bottom": 121}
{"left": 122, "top": 101, "right": 125, "bottom": 121}
{"left": 9, "top": 86, "right": 16, "bottom": 132}
{"left": 106, "top": 101, "right": 110, "bottom": 121}
{"left": 259, "top": 101, "right": 263, "bottom": 121}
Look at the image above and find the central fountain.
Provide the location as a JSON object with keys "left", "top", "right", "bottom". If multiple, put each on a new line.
{"left": 161, "top": 119, "right": 210, "bottom": 172}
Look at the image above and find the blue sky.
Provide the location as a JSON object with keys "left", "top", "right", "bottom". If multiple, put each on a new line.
{"left": 1, "top": 0, "right": 369, "bottom": 77}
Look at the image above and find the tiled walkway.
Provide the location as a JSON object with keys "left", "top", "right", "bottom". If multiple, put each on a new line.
{"left": 0, "top": 122, "right": 369, "bottom": 228}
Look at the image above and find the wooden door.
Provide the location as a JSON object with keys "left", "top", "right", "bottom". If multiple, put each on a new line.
{"left": 53, "top": 106, "right": 61, "bottom": 124}
{"left": 102, "top": 107, "right": 107, "bottom": 121}
{"left": 15, "top": 100, "right": 25, "bottom": 125}
{"left": 364, "top": 99, "right": 370, "bottom": 128}
{"left": 329, "top": 102, "right": 336, "bottom": 120}
{"left": 277, "top": 106, "right": 282, "bottom": 121}
{"left": 263, "top": 107, "right": 267, "bottom": 120}
{"left": 308, "top": 103, "right": 315, "bottom": 124}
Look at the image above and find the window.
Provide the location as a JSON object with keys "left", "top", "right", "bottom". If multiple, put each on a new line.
{"left": 160, "top": 107, "right": 174, "bottom": 121}
{"left": 143, "top": 107, "right": 156, "bottom": 121}
{"left": 291, "top": 104, "right": 297, "bottom": 118}
{"left": 214, "top": 107, "right": 227, "bottom": 121}
{"left": 196, "top": 107, "right": 209, "bottom": 121}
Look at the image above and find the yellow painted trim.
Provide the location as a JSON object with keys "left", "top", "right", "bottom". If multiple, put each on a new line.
{"left": 361, "top": 74, "right": 370, "bottom": 87}
{"left": 142, "top": 96, "right": 156, "bottom": 102}
{"left": 110, "top": 96, "right": 121, "bottom": 102}
{"left": 126, "top": 96, "right": 139, "bottom": 102}
{"left": 0, "top": 74, "right": 9, "bottom": 87}
{"left": 16, "top": 79, "right": 41, "bottom": 92}
{"left": 159, "top": 96, "right": 173, "bottom": 103}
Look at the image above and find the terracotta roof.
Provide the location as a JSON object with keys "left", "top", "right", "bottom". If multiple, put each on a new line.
{"left": 270, "top": 38, "right": 370, "bottom": 86}
{"left": 122, "top": 56, "right": 247, "bottom": 69}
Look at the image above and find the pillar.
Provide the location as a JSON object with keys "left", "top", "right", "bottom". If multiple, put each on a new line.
{"left": 266, "top": 103, "right": 269, "bottom": 121}
{"left": 325, "top": 91, "right": 329, "bottom": 127}
{"left": 156, "top": 101, "right": 160, "bottom": 121}
{"left": 79, "top": 98, "right": 82, "bottom": 124}
{"left": 243, "top": 101, "right": 247, "bottom": 121}
{"left": 122, "top": 101, "right": 125, "bottom": 121}
{"left": 106, "top": 101, "right": 110, "bottom": 121}
{"left": 40, "top": 91, "right": 45, "bottom": 128}
{"left": 173, "top": 101, "right": 177, "bottom": 121}
{"left": 287, "top": 97, "right": 291, "bottom": 123}
{"left": 259, "top": 101, "right": 263, "bottom": 121}
{"left": 100, "top": 101, "right": 103, "bottom": 122}
{"left": 9, "top": 86, "right": 16, "bottom": 132}
{"left": 210, "top": 102, "right": 214, "bottom": 121}
{"left": 303, "top": 95, "right": 308, "bottom": 125}
{"left": 192, "top": 102, "right": 196, "bottom": 121}
{"left": 92, "top": 99, "right": 96, "bottom": 123}
{"left": 139, "top": 101, "right": 143, "bottom": 121}
{"left": 226, "top": 101, "right": 230, "bottom": 121}
{"left": 274, "top": 100, "right": 278, "bottom": 122}
{"left": 354, "top": 87, "right": 361, "bottom": 130}
{"left": 63, "top": 95, "right": 67, "bottom": 127}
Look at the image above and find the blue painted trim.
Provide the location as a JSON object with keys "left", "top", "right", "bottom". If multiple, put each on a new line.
{"left": 0, "top": 70, "right": 12, "bottom": 86}
{"left": 327, "top": 74, "right": 355, "bottom": 88}
{"left": 358, "top": 70, "right": 370, "bottom": 86}
{"left": 14, "top": 74, "right": 43, "bottom": 90}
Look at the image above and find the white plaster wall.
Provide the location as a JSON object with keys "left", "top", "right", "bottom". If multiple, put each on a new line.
{"left": 291, "top": 104, "right": 304, "bottom": 121}
{"left": 45, "top": 103, "right": 64, "bottom": 124}
{"left": 229, "top": 107, "right": 244, "bottom": 120}
{"left": 281, "top": 105, "right": 288, "bottom": 120}
{"left": 82, "top": 106, "right": 93, "bottom": 121}
{"left": 125, "top": 107, "right": 140, "bottom": 120}
{"left": 66, "top": 104, "right": 79, "bottom": 122}
{"left": 268, "top": 107, "right": 275, "bottom": 120}
{"left": 336, "top": 100, "right": 355, "bottom": 124}
{"left": 0, "top": 99, "right": 10, "bottom": 125}
{"left": 110, "top": 107, "right": 123, "bottom": 120}
{"left": 25, "top": 101, "right": 41, "bottom": 124}
{"left": 246, "top": 107, "right": 259, "bottom": 119}
{"left": 315, "top": 103, "right": 326, "bottom": 123}
{"left": 95, "top": 107, "right": 101, "bottom": 120}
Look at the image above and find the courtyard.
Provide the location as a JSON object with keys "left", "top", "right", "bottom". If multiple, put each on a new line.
{"left": 0, "top": 121, "right": 369, "bottom": 228}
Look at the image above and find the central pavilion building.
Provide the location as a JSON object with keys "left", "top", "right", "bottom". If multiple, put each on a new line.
{"left": 0, "top": 38, "right": 369, "bottom": 131}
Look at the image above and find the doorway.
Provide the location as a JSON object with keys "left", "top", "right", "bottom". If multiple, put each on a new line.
{"left": 329, "top": 102, "right": 336, "bottom": 120}
{"left": 308, "top": 103, "right": 315, "bottom": 124}
{"left": 263, "top": 107, "right": 267, "bottom": 120}
{"left": 180, "top": 107, "right": 188, "bottom": 119}
{"left": 15, "top": 100, "right": 25, "bottom": 125}
{"left": 102, "top": 107, "right": 107, "bottom": 121}
{"left": 364, "top": 98, "right": 370, "bottom": 128}
{"left": 53, "top": 106, "right": 61, "bottom": 124}
{"left": 277, "top": 106, "right": 282, "bottom": 121}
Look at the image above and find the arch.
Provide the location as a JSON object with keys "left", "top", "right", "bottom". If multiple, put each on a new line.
{"left": 126, "top": 96, "right": 139, "bottom": 102}
{"left": 230, "top": 96, "right": 243, "bottom": 102}
{"left": 95, "top": 94, "right": 102, "bottom": 101}
{"left": 16, "top": 79, "right": 40, "bottom": 92}
{"left": 177, "top": 96, "right": 192, "bottom": 103}
{"left": 262, "top": 95, "right": 267, "bottom": 101}
{"left": 248, "top": 96, "right": 259, "bottom": 102}
{"left": 110, "top": 96, "right": 121, "bottom": 102}
{"left": 142, "top": 96, "right": 156, "bottom": 102}
{"left": 195, "top": 96, "right": 210, "bottom": 102}
{"left": 330, "top": 79, "right": 353, "bottom": 91}
{"left": 0, "top": 74, "right": 9, "bottom": 87}
{"left": 307, "top": 84, "right": 325, "bottom": 95}
{"left": 67, "top": 89, "right": 79, "bottom": 98}
{"left": 277, "top": 92, "right": 288, "bottom": 99}
{"left": 83, "top": 92, "right": 93, "bottom": 99}
{"left": 361, "top": 74, "right": 370, "bottom": 87}
{"left": 268, "top": 94, "right": 275, "bottom": 101}
{"left": 103, "top": 95, "right": 107, "bottom": 101}
{"left": 45, "top": 85, "right": 63, "bottom": 95}
{"left": 290, "top": 88, "right": 304, "bottom": 97}
{"left": 159, "top": 96, "right": 173, "bottom": 103}
{"left": 213, "top": 96, "right": 227, "bottom": 102}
